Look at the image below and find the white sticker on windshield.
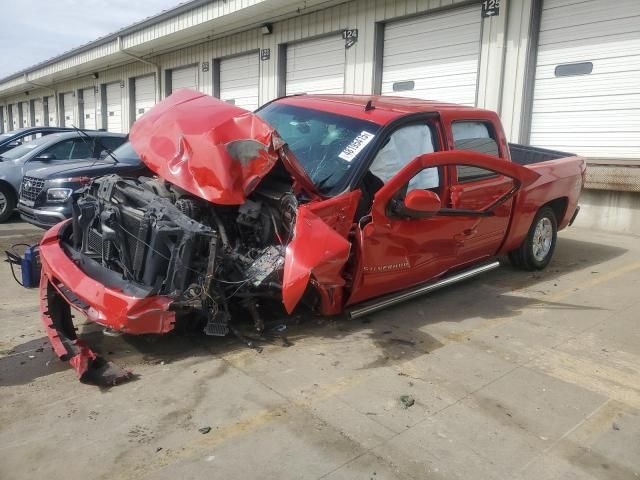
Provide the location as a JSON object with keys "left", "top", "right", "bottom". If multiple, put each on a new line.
{"left": 338, "top": 131, "right": 375, "bottom": 162}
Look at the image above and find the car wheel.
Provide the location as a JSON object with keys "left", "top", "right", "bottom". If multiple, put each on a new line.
{"left": 509, "top": 206, "right": 557, "bottom": 271}
{"left": 0, "top": 183, "right": 17, "bottom": 223}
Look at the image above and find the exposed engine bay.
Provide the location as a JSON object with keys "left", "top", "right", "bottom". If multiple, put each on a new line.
{"left": 65, "top": 162, "right": 299, "bottom": 337}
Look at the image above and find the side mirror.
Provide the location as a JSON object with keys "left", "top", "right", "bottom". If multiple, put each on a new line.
{"left": 35, "top": 153, "right": 56, "bottom": 161}
{"left": 391, "top": 189, "right": 441, "bottom": 218}
{"left": 99, "top": 150, "right": 109, "bottom": 160}
{"left": 405, "top": 190, "right": 441, "bottom": 213}
{"left": 7, "top": 140, "right": 21, "bottom": 148}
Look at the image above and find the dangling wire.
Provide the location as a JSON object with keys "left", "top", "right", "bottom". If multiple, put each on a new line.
{"left": 4, "top": 243, "right": 33, "bottom": 287}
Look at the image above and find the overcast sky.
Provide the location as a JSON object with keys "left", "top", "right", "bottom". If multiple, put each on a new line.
{"left": 0, "top": 0, "right": 182, "bottom": 78}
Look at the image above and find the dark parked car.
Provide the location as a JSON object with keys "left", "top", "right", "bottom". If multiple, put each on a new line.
{"left": 0, "top": 131, "right": 125, "bottom": 222}
{"left": 19, "top": 142, "right": 149, "bottom": 228}
{"left": 0, "top": 127, "right": 74, "bottom": 154}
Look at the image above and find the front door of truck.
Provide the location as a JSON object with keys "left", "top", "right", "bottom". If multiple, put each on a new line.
{"left": 448, "top": 169, "right": 516, "bottom": 265}
{"left": 347, "top": 150, "right": 540, "bottom": 306}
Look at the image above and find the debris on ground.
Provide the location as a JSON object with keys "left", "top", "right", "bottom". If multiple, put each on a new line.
{"left": 390, "top": 338, "right": 416, "bottom": 346}
{"left": 199, "top": 426, "right": 212, "bottom": 434}
{"left": 612, "top": 422, "right": 621, "bottom": 431}
{"left": 399, "top": 395, "right": 415, "bottom": 409}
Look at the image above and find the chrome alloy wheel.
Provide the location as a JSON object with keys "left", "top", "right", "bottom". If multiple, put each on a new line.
{"left": 532, "top": 217, "right": 553, "bottom": 262}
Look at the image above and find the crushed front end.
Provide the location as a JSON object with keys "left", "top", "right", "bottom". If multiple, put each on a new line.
{"left": 40, "top": 168, "right": 298, "bottom": 384}
{"left": 83, "top": 171, "right": 296, "bottom": 329}
{"left": 38, "top": 90, "right": 357, "bottom": 384}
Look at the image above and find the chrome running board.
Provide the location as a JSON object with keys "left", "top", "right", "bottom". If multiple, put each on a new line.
{"left": 348, "top": 260, "right": 501, "bottom": 319}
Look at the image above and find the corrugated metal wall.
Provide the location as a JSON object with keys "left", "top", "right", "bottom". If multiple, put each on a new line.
{"left": 0, "top": 0, "right": 533, "bottom": 139}
{"left": 121, "top": 0, "right": 264, "bottom": 49}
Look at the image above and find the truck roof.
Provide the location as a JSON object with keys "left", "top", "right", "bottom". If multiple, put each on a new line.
{"left": 274, "top": 94, "right": 494, "bottom": 126}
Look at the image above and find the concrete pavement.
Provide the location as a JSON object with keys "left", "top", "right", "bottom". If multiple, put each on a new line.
{"left": 1, "top": 225, "right": 639, "bottom": 480}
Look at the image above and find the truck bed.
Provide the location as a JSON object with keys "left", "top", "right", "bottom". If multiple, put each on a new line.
{"left": 509, "top": 143, "right": 576, "bottom": 166}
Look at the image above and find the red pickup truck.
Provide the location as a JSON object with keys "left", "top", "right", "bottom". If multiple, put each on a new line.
{"left": 38, "top": 91, "right": 585, "bottom": 384}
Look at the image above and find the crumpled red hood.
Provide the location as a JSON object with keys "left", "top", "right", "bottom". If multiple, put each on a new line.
{"left": 129, "top": 89, "right": 288, "bottom": 205}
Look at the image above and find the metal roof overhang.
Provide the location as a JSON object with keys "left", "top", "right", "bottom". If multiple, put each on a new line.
{"left": 0, "top": 0, "right": 347, "bottom": 96}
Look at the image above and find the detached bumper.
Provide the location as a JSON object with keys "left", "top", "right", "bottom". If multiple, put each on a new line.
{"left": 39, "top": 221, "right": 176, "bottom": 384}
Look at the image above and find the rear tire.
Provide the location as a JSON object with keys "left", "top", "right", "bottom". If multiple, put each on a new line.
{"left": 509, "top": 206, "right": 557, "bottom": 271}
{"left": 0, "top": 183, "right": 16, "bottom": 223}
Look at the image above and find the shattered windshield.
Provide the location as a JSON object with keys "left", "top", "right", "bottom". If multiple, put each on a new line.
{"left": 257, "top": 103, "right": 380, "bottom": 195}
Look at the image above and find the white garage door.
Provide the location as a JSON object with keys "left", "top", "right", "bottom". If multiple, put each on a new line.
{"left": 286, "top": 35, "right": 345, "bottom": 95}
{"left": 134, "top": 75, "right": 156, "bottom": 120}
{"left": 381, "top": 4, "right": 482, "bottom": 106}
{"left": 220, "top": 53, "right": 260, "bottom": 111}
{"left": 9, "top": 105, "right": 17, "bottom": 130}
{"left": 105, "top": 83, "right": 123, "bottom": 133}
{"left": 62, "top": 92, "right": 74, "bottom": 127}
{"left": 20, "top": 102, "right": 29, "bottom": 127}
{"left": 530, "top": 0, "right": 640, "bottom": 159}
{"left": 171, "top": 66, "right": 198, "bottom": 92}
{"left": 46, "top": 96, "right": 57, "bottom": 127}
{"left": 82, "top": 88, "right": 97, "bottom": 130}
{"left": 32, "top": 99, "right": 44, "bottom": 126}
